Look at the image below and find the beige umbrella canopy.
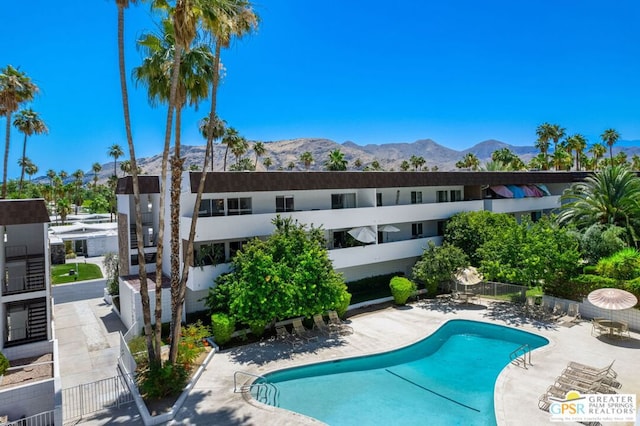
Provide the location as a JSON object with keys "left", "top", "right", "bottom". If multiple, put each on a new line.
{"left": 587, "top": 288, "right": 638, "bottom": 311}
{"left": 454, "top": 266, "right": 483, "bottom": 286}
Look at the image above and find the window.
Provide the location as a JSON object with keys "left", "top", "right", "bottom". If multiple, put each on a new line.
{"left": 198, "top": 199, "right": 225, "bottom": 217}
{"left": 411, "top": 191, "right": 422, "bottom": 204}
{"left": 229, "top": 240, "right": 247, "bottom": 258}
{"left": 437, "top": 220, "right": 447, "bottom": 236}
{"left": 450, "top": 190, "right": 462, "bottom": 202}
{"left": 412, "top": 223, "right": 423, "bottom": 238}
{"left": 276, "top": 195, "right": 294, "bottom": 212}
{"left": 194, "top": 243, "right": 225, "bottom": 266}
{"left": 531, "top": 211, "right": 542, "bottom": 222}
{"left": 331, "top": 193, "right": 356, "bottom": 209}
{"left": 376, "top": 193, "right": 382, "bottom": 207}
{"left": 228, "top": 197, "right": 252, "bottom": 215}
{"left": 436, "top": 191, "right": 448, "bottom": 203}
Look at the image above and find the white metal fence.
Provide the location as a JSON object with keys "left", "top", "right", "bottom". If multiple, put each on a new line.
{"left": 62, "top": 375, "right": 133, "bottom": 423}
{"left": 0, "top": 410, "right": 56, "bottom": 426}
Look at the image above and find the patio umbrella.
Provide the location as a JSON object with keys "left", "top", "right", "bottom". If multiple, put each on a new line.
{"left": 490, "top": 185, "right": 513, "bottom": 198}
{"left": 587, "top": 288, "right": 637, "bottom": 311}
{"left": 348, "top": 226, "right": 376, "bottom": 244}
{"left": 379, "top": 224, "right": 400, "bottom": 243}
{"left": 454, "top": 266, "right": 483, "bottom": 286}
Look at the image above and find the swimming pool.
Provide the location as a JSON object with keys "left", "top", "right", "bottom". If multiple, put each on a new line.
{"left": 252, "top": 319, "right": 548, "bottom": 425}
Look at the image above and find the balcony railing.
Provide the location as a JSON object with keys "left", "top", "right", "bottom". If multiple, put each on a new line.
{"left": 2, "top": 273, "right": 46, "bottom": 295}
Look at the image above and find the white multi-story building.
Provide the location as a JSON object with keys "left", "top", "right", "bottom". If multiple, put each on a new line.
{"left": 0, "top": 198, "right": 61, "bottom": 424}
{"left": 115, "top": 171, "right": 584, "bottom": 330}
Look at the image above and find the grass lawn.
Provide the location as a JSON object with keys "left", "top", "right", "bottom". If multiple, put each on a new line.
{"left": 51, "top": 262, "right": 103, "bottom": 284}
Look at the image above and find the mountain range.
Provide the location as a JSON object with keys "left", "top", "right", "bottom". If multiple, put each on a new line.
{"left": 40, "top": 137, "right": 640, "bottom": 184}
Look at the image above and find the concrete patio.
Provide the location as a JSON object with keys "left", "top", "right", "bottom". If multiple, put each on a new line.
{"left": 168, "top": 298, "right": 639, "bottom": 426}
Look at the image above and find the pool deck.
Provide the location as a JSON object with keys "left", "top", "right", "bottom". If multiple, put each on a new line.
{"left": 170, "top": 299, "right": 639, "bottom": 426}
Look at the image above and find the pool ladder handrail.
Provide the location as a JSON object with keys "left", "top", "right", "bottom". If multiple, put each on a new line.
{"left": 234, "top": 370, "right": 279, "bottom": 406}
{"left": 509, "top": 343, "right": 532, "bottom": 369}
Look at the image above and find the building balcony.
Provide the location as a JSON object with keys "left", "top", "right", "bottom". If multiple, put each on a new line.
{"left": 483, "top": 195, "right": 560, "bottom": 214}
{"left": 329, "top": 236, "right": 441, "bottom": 270}
{"left": 2, "top": 274, "right": 46, "bottom": 296}
{"left": 180, "top": 200, "right": 484, "bottom": 242}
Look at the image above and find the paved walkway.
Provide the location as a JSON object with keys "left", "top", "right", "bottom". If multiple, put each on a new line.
{"left": 65, "top": 297, "right": 640, "bottom": 425}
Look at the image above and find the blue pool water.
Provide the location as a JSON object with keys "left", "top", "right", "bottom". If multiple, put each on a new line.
{"left": 253, "top": 320, "right": 548, "bottom": 425}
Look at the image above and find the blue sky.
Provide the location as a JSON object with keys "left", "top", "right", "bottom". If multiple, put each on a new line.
{"left": 2, "top": 0, "right": 639, "bottom": 178}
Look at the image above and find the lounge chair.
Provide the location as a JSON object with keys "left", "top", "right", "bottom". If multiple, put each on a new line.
{"left": 312, "top": 314, "right": 333, "bottom": 336}
{"left": 275, "top": 325, "right": 298, "bottom": 346}
{"left": 565, "top": 360, "right": 617, "bottom": 379}
{"left": 551, "top": 302, "right": 565, "bottom": 321}
{"left": 292, "top": 318, "right": 318, "bottom": 342}
{"left": 328, "top": 310, "right": 354, "bottom": 335}
{"left": 557, "top": 303, "right": 580, "bottom": 324}
{"left": 553, "top": 376, "right": 617, "bottom": 394}
{"left": 561, "top": 368, "right": 622, "bottom": 389}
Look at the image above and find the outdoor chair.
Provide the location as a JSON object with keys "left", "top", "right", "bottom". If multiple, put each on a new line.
{"left": 591, "top": 318, "right": 610, "bottom": 337}
{"left": 524, "top": 296, "right": 542, "bottom": 319}
{"left": 275, "top": 325, "right": 298, "bottom": 346}
{"left": 553, "top": 376, "right": 617, "bottom": 395}
{"left": 312, "top": 314, "right": 333, "bottom": 336}
{"left": 565, "top": 360, "right": 617, "bottom": 379}
{"left": 292, "top": 318, "right": 318, "bottom": 342}
{"left": 551, "top": 301, "right": 565, "bottom": 321}
{"left": 558, "top": 303, "right": 580, "bottom": 324}
{"left": 561, "top": 368, "right": 621, "bottom": 389}
{"left": 328, "top": 310, "right": 354, "bottom": 335}
{"left": 613, "top": 321, "right": 630, "bottom": 339}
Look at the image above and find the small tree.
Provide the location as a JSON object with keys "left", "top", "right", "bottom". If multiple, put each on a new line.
{"left": 413, "top": 241, "right": 469, "bottom": 296}
{"left": 205, "top": 216, "right": 350, "bottom": 328}
{"left": 103, "top": 252, "right": 120, "bottom": 295}
{"left": 389, "top": 276, "right": 416, "bottom": 305}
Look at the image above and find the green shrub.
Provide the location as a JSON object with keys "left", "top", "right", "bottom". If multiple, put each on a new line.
{"left": 547, "top": 274, "right": 618, "bottom": 301}
{"left": 177, "top": 321, "right": 210, "bottom": 368}
{"left": 247, "top": 320, "right": 267, "bottom": 337}
{"left": 625, "top": 277, "right": 640, "bottom": 301}
{"left": 334, "top": 291, "right": 352, "bottom": 317}
{"left": 0, "top": 352, "right": 9, "bottom": 376}
{"left": 211, "top": 313, "right": 235, "bottom": 345}
{"left": 389, "top": 276, "right": 416, "bottom": 305}
{"left": 137, "top": 361, "right": 188, "bottom": 399}
{"left": 582, "top": 265, "right": 597, "bottom": 275}
{"left": 127, "top": 335, "right": 149, "bottom": 364}
{"left": 596, "top": 248, "right": 640, "bottom": 281}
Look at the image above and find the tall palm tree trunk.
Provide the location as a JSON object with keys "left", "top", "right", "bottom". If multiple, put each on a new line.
{"left": 170, "top": 42, "right": 222, "bottom": 364}
{"left": 167, "top": 42, "right": 185, "bottom": 364}
{"left": 2, "top": 113, "right": 12, "bottom": 199}
{"left": 19, "top": 134, "right": 27, "bottom": 191}
{"left": 117, "top": 3, "right": 154, "bottom": 360}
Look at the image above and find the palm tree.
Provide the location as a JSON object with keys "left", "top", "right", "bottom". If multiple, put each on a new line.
{"left": 565, "top": 134, "right": 587, "bottom": 171}
{"left": 558, "top": 165, "right": 640, "bottom": 245}
{"left": 120, "top": 160, "right": 132, "bottom": 175}
{"left": 287, "top": 161, "right": 295, "bottom": 170}
{"left": 409, "top": 155, "right": 426, "bottom": 171}
{"left": 589, "top": 143, "right": 607, "bottom": 171}
{"left": 220, "top": 127, "right": 241, "bottom": 171}
{"left": 400, "top": 160, "right": 410, "bottom": 171}
{"left": 231, "top": 136, "right": 249, "bottom": 166}
{"left": 0, "top": 65, "right": 39, "bottom": 198}
{"left": 116, "top": 0, "right": 156, "bottom": 359}
{"left": 262, "top": 157, "right": 272, "bottom": 170}
{"left": 552, "top": 149, "right": 572, "bottom": 171}
{"left": 631, "top": 154, "right": 640, "bottom": 171}
{"left": 72, "top": 169, "right": 84, "bottom": 214}
{"left": 198, "top": 115, "right": 226, "bottom": 171}
{"left": 252, "top": 141, "right": 266, "bottom": 169}
{"left": 108, "top": 144, "right": 124, "bottom": 177}
{"left": 300, "top": 151, "right": 314, "bottom": 170}
{"left": 455, "top": 153, "right": 480, "bottom": 170}
{"left": 601, "top": 128, "right": 620, "bottom": 161}
{"left": 13, "top": 108, "right": 48, "bottom": 192}
{"left": 535, "top": 123, "right": 553, "bottom": 169}
{"left": 353, "top": 158, "right": 362, "bottom": 170}
{"left": 549, "top": 124, "right": 566, "bottom": 154}
{"left": 91, "top": 162, "right": 102, "bottom": 189}
{"left": 324, "top": 148, "right": 348, "bottom": 171}
{"left": 25, "top": 160, "right": 37, "bottom": 182}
